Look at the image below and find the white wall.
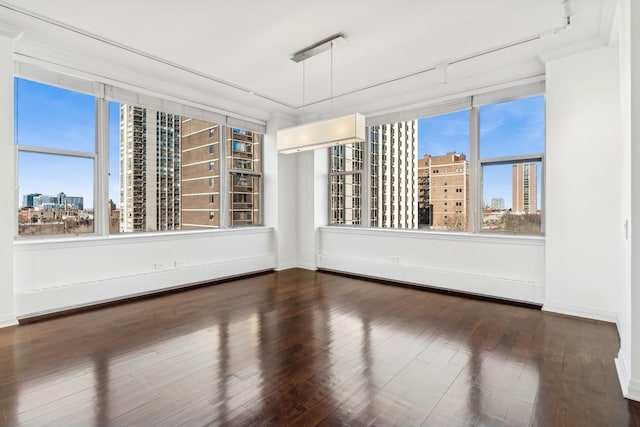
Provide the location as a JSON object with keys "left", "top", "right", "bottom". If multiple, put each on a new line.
{"left": 318, "top": 227, "right": 544, "bottom": 303}
{"left": 617, "top": 0, "right": 633, "bottom": 397}
{"left": 615, "top": 0, "right": 640, "bottom": 402}
{"left": 14, "top": 228, "right": 274, "bottom": 317}
{"left": 265, "top": 113, "right": 297, "bottom": 270}
{"left": 0, "top": 28, "right": 18, "bottom": 327}
{"left": 544, "top": 46, "right": 624, "bottom": 323}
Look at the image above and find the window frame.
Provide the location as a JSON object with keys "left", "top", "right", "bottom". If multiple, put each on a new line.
{"left": 328, "top": 83, "right": 545, "bottom": 236}
{"left": 14, "top": 65, "right": 266, "bottom": 239}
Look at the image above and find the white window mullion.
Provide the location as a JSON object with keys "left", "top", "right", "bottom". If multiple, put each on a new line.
{"left": 95, "top": 96, "right": 110, "bottom": 236}
{"left": 220, "top": 124, "right": 229, "bottom": 228}
{"left": 468, "top": 106, "right": 480, "bottom": 233}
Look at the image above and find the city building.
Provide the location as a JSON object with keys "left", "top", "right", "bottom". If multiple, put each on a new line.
{"left": 370, "top": 120, "right": 418, "bottom": 229}
{"left": 119, "top": 105, "right": 181, "bottom": 232}
{"left": 180, "top": 118, "right": 221, "bottom": 229}
{"left": 23, "top": 192, "right": 83, "bottom": 211}
{"left": 512, "top": 162, "right": 538, "bottom": 213}
{"left": 227, "top": 127, "right": 262, "bottom": 226}
{"left": 491, "top": 198, "right": 505, "bottom": 210}
{"left": 418, "top": 152, "right": 469, "bottom": 230}
{"left": 329, "top": 142, "right": 363, "bottom": 225}
{"left": 21, "top": 193, "right": 41, "bottom": 208}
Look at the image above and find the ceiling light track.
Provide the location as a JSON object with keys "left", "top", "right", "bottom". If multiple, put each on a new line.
{"left": 0, "top": 2, "right": 298, "bottom": 109}
{"left": 1, "top": 2, "right": 571, "bottom": 112}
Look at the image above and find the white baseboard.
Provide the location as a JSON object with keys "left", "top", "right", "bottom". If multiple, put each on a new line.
{"left": 615, "top": 350, "right": 640, "bottom": 402}
{"left": 317, "top": 254, "right": 543, "bottom": 304}
{"left": 16, "top": 255, "right": 275, "bottom": 318}
{"left": 542, "top": 302, "right": 619, "bottom": 323}
{"left": 0, "top": 314, "right": 18, "bottom": 329}
{"left": 275, "top": 262, "right": 297, "bottom": 271}
{"left": 296, "top": 262, "right": 317, "bottom": 271}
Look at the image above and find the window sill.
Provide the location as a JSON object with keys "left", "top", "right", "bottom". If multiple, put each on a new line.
{"left": 319, "top": 226, "right": 544, "bottom": 246}
{"left": 14, "top": 226, "right": 273, "bottom": 250}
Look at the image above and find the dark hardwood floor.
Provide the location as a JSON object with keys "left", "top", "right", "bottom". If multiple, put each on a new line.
{"left": 0, "top": 268, "right": 638, "bottom": 426}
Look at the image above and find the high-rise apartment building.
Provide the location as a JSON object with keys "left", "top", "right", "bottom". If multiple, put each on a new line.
{"left": 120, "top": 105, "right": 181, "bottom": 232}
{"left": 418, "top": 152, "right": 469, "bottom": 230}
{"left": 329, "top": 120, "right": 417, "bottom": 228}
{"left": 512, "top": 162, "right": 537, "bottom": 213}
{"left": 370, "top": 120, "right": 418, "bottom": 229}
{"left": 227, "top": 127, "right": 262, "bottom": 226}
{"left": 330, "top": 143, "right": 364, "bottom": 225}
{"left": 180, "top": 118, "right": 220, "bottom": 229}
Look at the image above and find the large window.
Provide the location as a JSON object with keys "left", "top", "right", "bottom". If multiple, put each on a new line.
{"left": 15, "top": 79, "right": 96, "bottom": 236}
{"left": 418, "top": 110, "right": 469, "bottom": 231}
{"left": 16, "top": 72, "right": 265, "bottom": 238}
{"left": 480, "top": 96, "right": 544, "bottom": 234}
{"left": 328, "top": 87, "right": 545, "bottom": 236}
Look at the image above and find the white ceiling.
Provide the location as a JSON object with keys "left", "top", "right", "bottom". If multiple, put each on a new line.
{"left": 0, "top": 0, "right": 612, "bottom": 121}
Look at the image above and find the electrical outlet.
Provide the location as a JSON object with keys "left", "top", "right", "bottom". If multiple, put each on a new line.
{"left": 390, "top": 256, "right": 399, "bottom": 264}
{"left": 174, "top": 260, "right": 184, "bottom": 268}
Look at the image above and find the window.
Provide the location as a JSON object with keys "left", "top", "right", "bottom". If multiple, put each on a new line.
{"left": 227, "top": 127, "right": 262, "bottom": 226}
{"left": 480, "top": 96, "right": 544, "bottom": 235}
{"left": 329, "top": 142, "right": 363, "bottom": 225}
{"left": 16, "top": 69, "right": 265, "bottom": 238}
{"left": 15, "top": 79, "right": 96, "bottom": 236}
{"left": 328, "top": 86, "right": 544, "bottom": 235}
{"left": 417, "top": 109, "right": 469, "bottom": 232}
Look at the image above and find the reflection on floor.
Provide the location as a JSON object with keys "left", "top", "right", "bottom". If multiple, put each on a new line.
{"left": 0, "top": 268, "right": 638, "bottom": 426}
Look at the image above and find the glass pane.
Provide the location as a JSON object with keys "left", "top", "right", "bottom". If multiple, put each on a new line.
{"left": 417, "top": 110, "right": 469, "bottom": 231}
{"left": 181, "top": 117, "right": 221, "bottom": 230}
{"left": 480, "top": 95, "right": 545, "bottom": 158}
{"left": 330, "top": 141, "right": 363, "bottom": 173}
{"left": 15, "top": 78, "right": 96, "bottom": 152}
{"left": 111, "top": 103, "right": 222, "bottom": 232}
{"left": 229, "top": 173, "right": 260, "bottom": 226}
{"left": 482, "top": 162, "right": 542, "bottom": 235}
{"left": 368, "top": 121, "right": 419, "bottom": 229}
{"left": 330, "top": 174, "right": 361, "bottom": 225}
{"left": 18, "top": 152, "right": 94, "bottom": 236}
{"left": 227, "top": 127, "right": 261, "bottom": 173}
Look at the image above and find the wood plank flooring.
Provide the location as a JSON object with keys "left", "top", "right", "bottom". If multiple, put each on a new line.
{"left": 0, "top": 268, "right": 638, "bottom": 426}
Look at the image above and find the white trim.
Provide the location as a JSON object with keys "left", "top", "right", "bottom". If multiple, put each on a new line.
{"left": 17, "top": 144, "right": 95, "bottom": 159}
{"left": 318, "top": 225, "right": 544, "bottom": 247}
{"left": 0, "top": 314, "right": 18, "bottom": 329}
{"left": 615, "top": 350, "right": 640, "bottom": 402}
{"left": 0, "top": 22, "right": 23, "bottom": 40}
{"left": 542, "top": 302, "right": 619, "bottom": 323}
{"left": 16, "top": 257, "right": 275, "bottom": 318}
{"left": 318, "top": 254, "right": 544, "bottom": 304}
{"left": 14, "top": 226, "right": 273, "bottom": 250}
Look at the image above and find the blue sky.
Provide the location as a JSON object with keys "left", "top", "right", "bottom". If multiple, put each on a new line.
{"left": 418, "top": 96, "right": 544, "bottom": 208}
{"left": 16, "top": 78, "right": 545, "bottom": 212}
{"left": 15, "top": 79, "right": 96, "bottom": 208}
{"left": 15, "top": 80, "right": 123, "bottom": 209}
